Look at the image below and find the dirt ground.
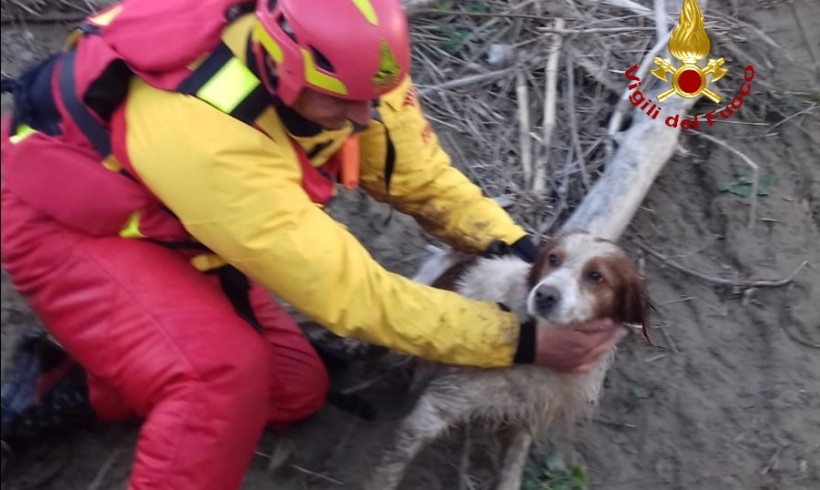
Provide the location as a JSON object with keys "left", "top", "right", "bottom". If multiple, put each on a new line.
{"left": 2, "top": 1, "right": 819, "bottom": 489}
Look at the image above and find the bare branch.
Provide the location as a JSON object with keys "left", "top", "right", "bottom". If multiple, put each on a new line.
{"left": 534, "top": 18, "right": 565, "bottom": 193}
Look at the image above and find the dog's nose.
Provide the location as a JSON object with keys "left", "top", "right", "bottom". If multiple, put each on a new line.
{"left": 534, "top": 285, "right": 561, "bottom": 313}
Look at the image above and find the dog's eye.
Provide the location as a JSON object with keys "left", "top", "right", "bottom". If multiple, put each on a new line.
{"left": 587, "top": 270, "right": 603, "bottom": 283}
{"left": 548, "top": 254, "right": 560, "bottom": 266}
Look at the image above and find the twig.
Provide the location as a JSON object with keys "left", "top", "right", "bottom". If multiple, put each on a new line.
{"left": 569, "top": 47, "right": 621, "bottom": 93}
{"left": 412, "top": 8, "right": 554, "bottom": 22}
{"left": 534, "top": 18, "right": 564, "bottom": 193}
{"left": 607, "top": 30, "right": 672, "bottom": 138}
{"left": 416, "top": 67, "right": 515, "bottom": 97}
{"left": 598, "top": 0, "right": 653, "bottom": 16}
{"left": 780, "top": 322, "right": 820, "bottom": 350}
{"left": 653, "top": 0, "right": 668, "bottom": 50}
{"left": 760, "top": 444, "right": 788, "bottom": 475}
{"left": 594, "top": 417, "right": 637, "bottom": 429}
{"left": 87, "top": 449, "right": 121, "bottom": 490}
{"left": 789, "top": 0, "right": 820, "bottom": 82}
{"left": 2, "top": 0, "right": 39, "bottom": 16}
{"left": 290, "top": 464, "right": 347, "bottom": 485}
{"left": 691, "top": 131, "right": 760, "bottom": 228}
{"left": 659, "top": 322, "right": 680, "bottom": 353}
{"left": 516, "top": 70, "right": 533, "bottom": 188}
{"left": 565, "top": 50, "right": 589, "bottom": 189}
{"left": 535, "top": 26, "right": 657, "bottom": 34}
{"left": 413, "top": 8, "right": 658, "bottom": 29}
{"left": 0, "top": 12, "right": 88, "bottom": 25}
{"left": 634, "top": 239, "right": 809, "bottom": 289}
{"left": 769, "top": 102, "right": 818, "bottom": 131}
{"left": 339, "top": 357, "right": 414, "bottom": 395}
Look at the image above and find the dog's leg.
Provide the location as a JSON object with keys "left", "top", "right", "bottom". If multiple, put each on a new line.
{"left": 364, "top": 396, "right": 455, "bottom": 490}
{"left": 495, "top": 427, "right": 533, "bottom": 490}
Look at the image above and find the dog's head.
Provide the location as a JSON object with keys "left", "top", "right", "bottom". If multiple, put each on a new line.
{"left": 526, "top": 232, "right": 650, "bottom": 341}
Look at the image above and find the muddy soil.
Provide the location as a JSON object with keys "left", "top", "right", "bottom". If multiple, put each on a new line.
{"left": 2, "top": 1, "right": 819, "bottom": 489}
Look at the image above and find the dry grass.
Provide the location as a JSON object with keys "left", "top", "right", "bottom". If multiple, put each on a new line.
{"left": 1, "top": 0, "right": 111, "bottom": 18}
{"left": 404, "top": 0, "right": 804, "bottom": 234}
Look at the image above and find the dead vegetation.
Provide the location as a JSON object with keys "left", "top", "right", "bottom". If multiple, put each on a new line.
{"left": 402, "top": 0, "right": 815, "bottom": 238}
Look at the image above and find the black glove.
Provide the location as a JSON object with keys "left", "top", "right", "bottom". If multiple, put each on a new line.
{"left": 513, "top": 319, "right": 537, "bottom": 364}
{"left": 495, "top": 303, "right": 537, "bottom": 364}
{"left": 482, "top": 236, "right": 539, "bottom": 264}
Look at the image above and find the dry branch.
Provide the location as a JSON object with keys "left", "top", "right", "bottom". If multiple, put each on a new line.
{"left": 606, "top": 30, "right": 671, "bottom": 138}
{"left": 563, "top": 91, "right": 697, "bottom": 241}
{"left": 516, "top": 71, "right": 533, "bottom": 187}
{"left": 633, "top": 239, "right": 809, "bottom": 289}
{"left": 533, "top": 18, "right": 565, "bottom": 193}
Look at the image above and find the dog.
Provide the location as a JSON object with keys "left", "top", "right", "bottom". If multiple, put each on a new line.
{"left": 365, "top": 231, "right": 650, "bottom": 490}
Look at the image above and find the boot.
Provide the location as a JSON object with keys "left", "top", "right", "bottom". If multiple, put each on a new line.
{"left": 1, "top": 330, "right": 95, "bottom": 452}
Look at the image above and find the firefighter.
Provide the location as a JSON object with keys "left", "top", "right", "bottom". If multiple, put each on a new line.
{"left": 0, "top": 1, "right": 624, "bottom": 488}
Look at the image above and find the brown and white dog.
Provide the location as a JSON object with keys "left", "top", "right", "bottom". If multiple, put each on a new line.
{"left": 365, "top": 231, "right": 650, "bottom": 490}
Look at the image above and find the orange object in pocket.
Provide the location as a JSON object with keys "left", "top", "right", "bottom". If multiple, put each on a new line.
{"left": 338, "top": 134, "right": 360, "bottom": 190}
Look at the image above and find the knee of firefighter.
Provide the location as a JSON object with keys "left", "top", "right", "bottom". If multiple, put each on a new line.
{"left": 161, "top": 336, "right": 275, "bottom": 418}
{"left": 217, "top": 337, "right": 275, "bottom": 405}
{"left": 294, "top": 356, "right": 330, "bottom": 416}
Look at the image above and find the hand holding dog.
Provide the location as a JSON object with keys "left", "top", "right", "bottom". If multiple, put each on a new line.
{"left": 533, "top": 319, "right": 626, "bottom": 373}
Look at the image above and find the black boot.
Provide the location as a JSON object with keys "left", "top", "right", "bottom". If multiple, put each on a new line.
{"left": 1, "top": 330, "right": 95, "bottom": 452}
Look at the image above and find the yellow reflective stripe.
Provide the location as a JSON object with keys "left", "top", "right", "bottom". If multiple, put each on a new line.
{"left": 301, "top": 49, "right": 347, "bottom": 96}
{"left": 102, "top": 155, "right": 123, "bottom": 172}
{"left": 351, "top": 0, "right": 378, "bottom": 26}
{"left": 9, "top": 124, "right": 35, "bottom": 144}
{"left": 90, "top": 5, "right": 124, "bottom": 26}
{"left": 252, "top": 22, "right": 283, "bottom": 63}
{"left": 196, "top": 58, "right": 260, "bottom": 113}
{"left": 63, "top": 29, "right": 83, "bottom": 50}
{"left": 119, "top": 211, "right": 144, "bottom": 239}
{"left": 186, "top": 52, "right": 209, "bottom": 71}
{"left": 190, "top": 254, "right": 228, "bottom": 272}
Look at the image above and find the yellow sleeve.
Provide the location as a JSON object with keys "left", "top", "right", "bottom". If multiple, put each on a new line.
{"left": 359, "top": 75, "right": 528, "bottom": 254}
{"left": 122, "top": 78, "right": 521, "bottom": 368}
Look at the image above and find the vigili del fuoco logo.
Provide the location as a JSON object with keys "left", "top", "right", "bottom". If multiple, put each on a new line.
{"left": 623, "top": 0, "right": 755, "bottom": 130}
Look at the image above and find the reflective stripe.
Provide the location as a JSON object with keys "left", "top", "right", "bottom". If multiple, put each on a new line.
{"left": 252, "top": 23, "right": 283, "bottom": 63}
{"left": 63, "top": 29, "right": 83, "bottom": 50}
{"left": 351, "top": 0, "right": 379, "bottom": 26}
{"left": 190, "top": 254, "right": 229, "bottom": 272}
{"left": 89, "top": 5, "right": 124, "bottom": 27}
{"left": 119, "top": 211, "right": 144, "bottom": 239}
{"left": 301, "top": 49, "right": 347, "bottom": 96}
{"left": 9, "top": 124, "right": 35, "bottom": 144}
{"left": 102, "top": 154, "right": 123, "bottom": 172}
{"left": 196, "top": 57, "right": 260, "bottom": 114}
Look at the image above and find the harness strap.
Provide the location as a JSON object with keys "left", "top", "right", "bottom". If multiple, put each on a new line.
{"left": 176, "top": 41, "right": 269, "bottom": 126}
{"left": 58, "top": 49, "right": 112, "bottom": 158}
{"left": 216, "top": 265, "right": 263, "bottom": 332}
{"left": 371, "top": 104, "right": 397, "bottom": 225}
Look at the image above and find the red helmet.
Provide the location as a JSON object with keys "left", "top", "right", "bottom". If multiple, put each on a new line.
{"left": 252, "top": 0, "right": 410, "bottom": 106}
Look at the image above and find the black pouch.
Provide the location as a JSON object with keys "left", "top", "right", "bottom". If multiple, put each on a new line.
{"left": 4, "top": 53, "right": 63, "bottom": 137}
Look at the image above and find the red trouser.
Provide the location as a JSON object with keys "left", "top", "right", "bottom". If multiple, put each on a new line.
{"left": 0, "top": 187, "right": 329, "bottom": 490}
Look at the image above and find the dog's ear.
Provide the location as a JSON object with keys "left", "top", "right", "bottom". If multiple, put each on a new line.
{"left": 619, "top": 271, "right": 652, "bottom": 344}
{"left": 528, "top": 236, "right": 559, "bottom": 288}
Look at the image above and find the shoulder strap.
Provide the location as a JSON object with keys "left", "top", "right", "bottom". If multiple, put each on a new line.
{"left": 58, "top": 49, "right": 111, "bottom": 157}
{"left": 175, "top": 41, "right": 270, "bottom": 126}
